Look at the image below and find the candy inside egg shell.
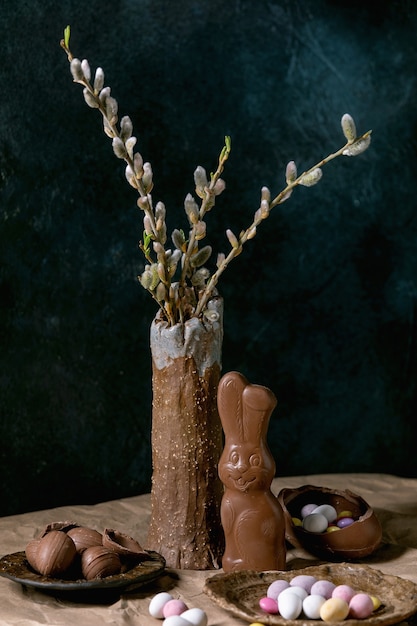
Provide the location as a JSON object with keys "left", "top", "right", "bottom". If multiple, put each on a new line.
{"left": 277, "top": 484, "right": 382, "bottom": 559}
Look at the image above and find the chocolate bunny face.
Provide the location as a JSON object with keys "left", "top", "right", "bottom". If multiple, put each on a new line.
{"left": 219, "top": 441, "right": 275, "bottom": 492}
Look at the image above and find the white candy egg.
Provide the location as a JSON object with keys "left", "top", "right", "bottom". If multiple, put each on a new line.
{"left": 312, "top": 504, "right": 337, "bottom": 522}
{"left": 163, "top": 616, "right": 192, "bottom": 626}
{"left": 280, "top": 585, "right": 308, "bottom": 601}
{"left": 303, "top": 594, "right": 326, "bottom": 619}
{"left": 180, "top": 608, "right": 208, "bottom": 626}
{"left": 149, "top": 592, "right": 174, "bottom": 618}
{"left": 303, "top": 512, "right": 328, "bottom": 533}
{"left": 278, "top": 591, "right": 303, "bottom": 620}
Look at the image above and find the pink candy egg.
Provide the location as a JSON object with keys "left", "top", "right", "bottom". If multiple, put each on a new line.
{"left": 259, "top": 596, "right": 278, "bottom": 614}
{"left": 349, "top": 593, "right": 375, "bottom": 618}
{"left": 163, "top": 599, "right": 188, "bottom": 618}
{"left": 332, "top": 584, "right": 356, "bottom": 603}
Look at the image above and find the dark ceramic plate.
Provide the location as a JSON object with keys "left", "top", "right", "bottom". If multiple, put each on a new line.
{"left": 204, "top": 563, "right": 417, "bottom": 626}
{"left": 0, "top": 550, "right": 165, "bottom": 594}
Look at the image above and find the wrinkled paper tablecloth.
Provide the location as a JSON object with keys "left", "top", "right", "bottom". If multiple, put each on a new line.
{"left": 1, "top": 473, "right": 417, "bottom": 625}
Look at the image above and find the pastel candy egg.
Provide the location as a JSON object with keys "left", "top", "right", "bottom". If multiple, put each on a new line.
{"left": 149, "top": 592, "right": 174, "bottom": 618}
{"left": 163, "top": 599, "right": 189, "bottom": 618}
{"left": 337, "top": 516, "right": 355, "bottom": 528}
{"left": 267, "top": 579, "right": 289, "bottom": 599}
{"left": 259, "top": 596, "right": 278, "bottom": 614}
{"left": 326, "top": 525, "right": 341, "bottom": 533}
{"left": 310, "top": 579, "right": 336, "bottom": 599}
{"left": 349, "top": 593, "right": 375, "bottom": 618}
{"left": 338, "top": 510, "right": 354, "bottom": 518}
{"left": 163, "top": 617, "right": 192, "bottom": 626}
{"left": 371, "top": 595, "right": 381, "bottom": 610}
{"left": 278, "top": 591, "right": 303, "bottom": 620}
{"left": 332, "top": 584, "right": 356, "bottom": 603}
{"left": 290, "top": 574, "right": 317, "bottom": 593}
{"left": 301, "top": 503, "right": 318, "bottom": 518}
{"left": 312, "top": 504, "right": 338, "bottom": 522}
{"left": 279, "top": 585, "right": 308, "bottom": 601}
{"left": 320, "top": 597, "right": 349, "bottom": 622}
{"left": 292, "top": 516, "right": 303, "bottom": 527}
{"left": 180, "top": 608, "right": 207, "bottom": 626}
{"left": 302, "top": 594, "right": 326, "bottom": 619}
{"left": 303, "top": 512, "right": 328, "bottom": 533}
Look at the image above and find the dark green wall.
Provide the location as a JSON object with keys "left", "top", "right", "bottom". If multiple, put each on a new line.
{"left": 1, "top": 0, "right": 416, "bottom": 516}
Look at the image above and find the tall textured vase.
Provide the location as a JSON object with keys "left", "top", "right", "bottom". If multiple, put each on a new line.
{"left": 146, "top": 296, "right": 225, "bottom": 569}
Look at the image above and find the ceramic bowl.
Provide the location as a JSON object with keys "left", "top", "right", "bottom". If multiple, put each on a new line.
{"left": 277, "top": 484, "right": 382, "bottom": 560}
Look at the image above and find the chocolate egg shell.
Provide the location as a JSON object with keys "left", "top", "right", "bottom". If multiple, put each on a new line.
{"left": 34, "top": 530, "right": 77, "bottom": 576}
{"left": 102, "top": 528, "right": 147, "bottom": 561}
{"left": 39, "top": 520, "right": 79, "bottom": 537}
{"left": 277, "top": 485, "right": 382, "bottom": 560}
{"left": 81, "top": 545, "right": 121, "bottom": 580}
{"left": 67, "top": 526, "right": 103, "bottom": 553}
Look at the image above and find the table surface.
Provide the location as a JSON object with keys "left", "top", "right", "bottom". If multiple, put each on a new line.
{"left": 1, "top": 473, "right": 417, "bottom": 625}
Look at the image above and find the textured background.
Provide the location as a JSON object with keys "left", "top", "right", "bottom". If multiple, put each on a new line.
{"left": 1, "top": 0, "right": 416, "bottom": 516}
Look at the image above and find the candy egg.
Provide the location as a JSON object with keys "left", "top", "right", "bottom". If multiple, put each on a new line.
{"left": 163, "top": 599, "right": 189, "bottom": 618}
{"left": 278, "top": 591, "right": 303, "bottom": 620}
{"left": 320, "top": 597, "right": 349, "bottom": 622}
{"left": 371, "top": 595, "right": 381, "bottom": 610}
{"left": 267, "top": 579, "right": 289, "bottom": 599}
{"left": 349, "top": 592, "right": 374, "bottom": 618}
{"left": 280, "top": 585, "right": 308, "bottom": 601}
{"left": 312, "top": 504, "right": 337, "bottom": 523}
{"left": 303, "top": 513, "right": 328, "bottom": 533}
{"left": 290, "top": 574, "right": 317, "bottom": 593}
{"left": 332, "top": 584, "right": 356, "bottom": 603}
{"left": 310, "top": 579, "right": 336, "bottom": 599}
{"left": 259, "top": 596, "right": 278, "bottom": 614}
{"left": 337, "top": 517, "right": 354, "bottom": 528}
{"left": 302, "top": 594, "right": 326, "bottom": 619}
{"left": 180, "top": 608, "right": 208, "bottom": 626}
{"left": 301, "top": 503, "right": 318, "bottom": 518}
{"left": 163, "top": 617, "right": 192, "bottom": 626}
{"left": 149, "top": 592, "right": 174, "bottom": 618}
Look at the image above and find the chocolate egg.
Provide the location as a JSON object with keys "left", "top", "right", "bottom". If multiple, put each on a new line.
{"left": 33, "top": 530, "right": 77, "bottom": 576}
{"left": 25, "top": 538, "right": 41, "bottom": 571}
{"left": 81, "top": 545, "right": 121, "bottom": 580}
{"left": 67, "top": 526, "right": 103, "bottom": 553}
{"left": 277, "top": 485, "right": 382, "bottom": 559}
{"left": 102, "top": 528, "right": 147, "bottom": 561}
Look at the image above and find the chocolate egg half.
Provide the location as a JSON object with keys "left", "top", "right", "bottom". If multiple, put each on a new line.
{"left": 277, "top": 485, "right": 382, "bottom": 560}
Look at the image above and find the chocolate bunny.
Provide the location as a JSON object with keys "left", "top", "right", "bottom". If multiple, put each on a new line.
{"left": 217, "top": 371, "right": 286, "bottom": 572}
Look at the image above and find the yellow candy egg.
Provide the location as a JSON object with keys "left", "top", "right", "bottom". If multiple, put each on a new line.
{"left": 326, "top": 525, "right": 341, "bottom": 533}
{"left": 320, "top": 597, "right": 349, "bottom": 622}
{"left": 371, "top": 595, "right": 381, "bottom": 610}
{"left": 292, "top": 516, "right": 303, "bottom": 526}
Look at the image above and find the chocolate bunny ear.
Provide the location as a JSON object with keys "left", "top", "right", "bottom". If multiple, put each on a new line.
{"left": 241, "top": 382, "right": 277, "bottom": 444}
{"left": 217, "top": 371, "right": 249, "bottom": 441}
